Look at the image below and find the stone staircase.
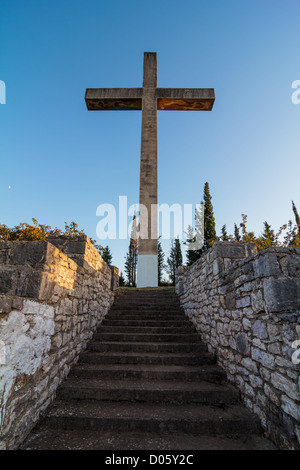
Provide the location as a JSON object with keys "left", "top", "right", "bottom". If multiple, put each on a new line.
{"left": 22, "top": 288, "right": 276, "bottom": 450}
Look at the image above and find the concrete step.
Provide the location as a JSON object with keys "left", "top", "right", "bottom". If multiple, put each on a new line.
{"left": 102, "top": 319, "right": 191, "bottom": 327}
{"left": 56, "top": 378, "right": 240, "bottom": 404}
{"left": 114, "top": 290, "right": 177, "bottom": 299}
{"left": 93, "top": 332, "right": 201, "bottom": 343}
{"left": 106, "top": 313, "right": 187, "bottom": 321}
{"left": 85, "top": 341, "right": 209, "bottom": 354}
{"left": 37, "top": 400, "right": 261, "bottom": 436}
{"left": 112, "top": 304, "right": 181, "bottom": 310}
{"left": 110, "top": 306, "right": 181, "bottom": 312}
{"left": 21, "top": 426, "right": 277, "bottom": 450}
{"left": 70, "top": 363, "right": 227, "bottom": 383}
{"left": 108, "top": 311, "right": 185, "bottom": 318}
{"left": 111, "top": 306, "right": 182, "bottom": 313}
{"left": 98, "top": 325, "right": 195, "bottom": 334}
{"left": 112, "top": 297, "right": 180, "bottom": 304}
{"left": 79, "top": 351, "right": 216, "bottom": 365}
{"left": 115, "top": 288, "right": 175, "bottom": 294}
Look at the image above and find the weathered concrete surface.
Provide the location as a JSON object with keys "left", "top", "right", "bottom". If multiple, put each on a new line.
{"left": 139, "top": 52, "right": 158, "bottom": 257}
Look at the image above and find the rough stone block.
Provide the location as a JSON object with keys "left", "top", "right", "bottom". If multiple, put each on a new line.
{"left": 282, "top": 395, "right": 300, "bottom": 421}
{"left": 236, "top": 333, "right": 250, "bottom": 355}
{"left": 251, "top": 290, "right": 264, "bottom": 313}
{"left": 212, "top": 258, "right": 223, "bottom": 276}
{"left": 251, "top": 347, "right": 263, "bottom": 363}
{"left": 225, "top": 292, "right": 236, "bottom": 309}
{"left": 263, "top": 277, "right": 300, "bottom": 312}
{"left": 214, "top": 242, "right": 246, "bottom": 259}
{"left": 242, "top": 357, "right": 258, "bottom": 374}
{"left": 286, "top": 255, "right": 300, "bottom": 276}
{"left": 252, "top": 320, "right": 268, "bottom": 339}
{"left": 236, "top": 296, "right": 251, "bottom": 308}
{"left": 0, "top": 296, "right": 12, "bottom": 314}
{"left": 271, "top": 372, "right": 300, "bottom": 401}
{"left": 10, "top": 242, "right": 48, "bottom": 267}
{"left": 65, "top": 241, "right": 86, "bottom": 255}
{"left": 267, "top": 324, "right": 282, "bottom": 340}
{"left": 0, "top": 249, "right": 10, "bottom": 264}
{"left": 21, "top": 270, "right": 43, "bottom": 299}
{"left": 253, "top": 252, "right": 281, "bottom": 278}
{"left": 0, "top": 268, "right": 14, "bottom": 293}
{"left": 245, "top": 242, "right": 258, "bottom": 258}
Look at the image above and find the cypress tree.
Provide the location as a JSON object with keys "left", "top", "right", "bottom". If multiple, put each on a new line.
{"left": 292, "top": 200, "right": 300, "bottom": 231}
{"left": 185, "top": 225, "right": 198, "bottom": 266}
{"left": 124, "top": 212, "right": 138, "bottom": 286}
{"left": 124, "top": 239, "right": 137, "bottom": 286}
{"left": 234, "top": 223, "right": 241, "bottom": 241}
{"left": 290, "top": 201, "right": 300, "bottom": 247}
{"left": 157, "top": 236, "right": 165, "bottom": 285}
{"left": 221, "top": 224, "right": 229, "bottom": 241}
{"left": 174, "top": 237, "right": 183, "bottom": 268}
{"left": 102, "top": 245, "right": 112, "bottom": 265}
{"left": 119, "top": 271, "right": 126, "bottom": 286}
{"left": 167, "top": 237, "right": 183, "bottom": 285}
{"left": 199, "top": 182, "right": 217, "bottom": 255}
{"left": 185, "top": 203, "right": 205, "bottom": 264}
{"left": 261, "top": 221, "right": 276, "bottom": 247}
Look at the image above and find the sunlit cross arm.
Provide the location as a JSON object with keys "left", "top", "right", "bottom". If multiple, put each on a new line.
{"left": 156, "top": 88, "right": 215, "bottom": 110}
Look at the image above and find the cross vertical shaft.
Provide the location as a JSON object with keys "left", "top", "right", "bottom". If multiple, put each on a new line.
{"left": 137, "top": 53, "right": 158, "bottom": 287}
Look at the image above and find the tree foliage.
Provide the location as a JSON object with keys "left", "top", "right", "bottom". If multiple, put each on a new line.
{"left": 167, "top": 237, "right": 183, "bottom": 285}
{"left": 292, "top": 200, "right": 300, "bottom": 229}
{"left": 0, "top": 219, "right": 108, "bottom": 256}
{"left": 124, "top": 239, "right": 137, "bottom": 286}
{"left": 185, "top": 224, "right": 198, "bottom": 266}
{"left": 157, "top": 236, "right": 166, "bottom": 285}
{"left": 201, "top": 182, "right": 217, "bottom": 253}
{"left": 221, "top": 224, "right": 229, "bottom": 241}
{"left": 230, "top": 203, "right": 300, "bottom": 250}
{"left": 185, "top": 182, "right": 216, "bottom": 264}
{"left": 0, "top": 218, "right": 62, "bottom": 241}
{"left": 64, "top": 221, "right": 85, "bottom": 236}
{"left": 0, "top": 219, "right": 86, "bottom": 241}
{"left": 234, "top": 223, "right": 241, "bottom": 242}
{"left": 184, "top": 187, "right": 300, "bottom": 267}
{"left": 119, "top": 271, "right": 126, "bottom": 286}
{"left": 124, "top": 212, "right": 138, "bottom": 286}
{"left": 101, "top": 245, "right": 113, "bottom": 265}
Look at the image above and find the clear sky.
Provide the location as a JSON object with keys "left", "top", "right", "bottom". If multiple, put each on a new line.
{"left": 1, "top": 0, "right": 300, "bottom": 278}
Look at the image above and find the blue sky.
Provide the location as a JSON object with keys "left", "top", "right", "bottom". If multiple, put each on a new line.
{"left": 1, "top": 0, "right": 300, "bottom": 278}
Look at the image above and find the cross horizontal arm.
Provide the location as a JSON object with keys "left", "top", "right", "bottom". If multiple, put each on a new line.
{"left": 85, "top": 88, "right": 143, "bottom": 110}
{"left": 85, "top": 87, "right": 215, "bottom": 111}
{"left": 156, "top": 88, "right": 215, "bottom": 110}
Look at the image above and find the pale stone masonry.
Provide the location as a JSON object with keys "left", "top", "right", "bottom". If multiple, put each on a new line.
{"left": 176, "top": 242, "right": 300, "bottom": 450}
{"left": 0, "top": 236, "right": 118, "bottom": 450}
{"left": 85, "top": 51, "right": 215, "bottom": 287}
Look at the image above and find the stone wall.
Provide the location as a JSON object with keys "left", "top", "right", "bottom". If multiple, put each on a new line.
{"left": 0, "top": 236, "right": 118, "bottom": 449}
{"left": 176, "top": 241, "right": 300, "bottom": 450}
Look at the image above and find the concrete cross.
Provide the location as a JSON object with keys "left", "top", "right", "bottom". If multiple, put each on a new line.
{"left": 85, "top": 52, "right": 215, "bottom": 287}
